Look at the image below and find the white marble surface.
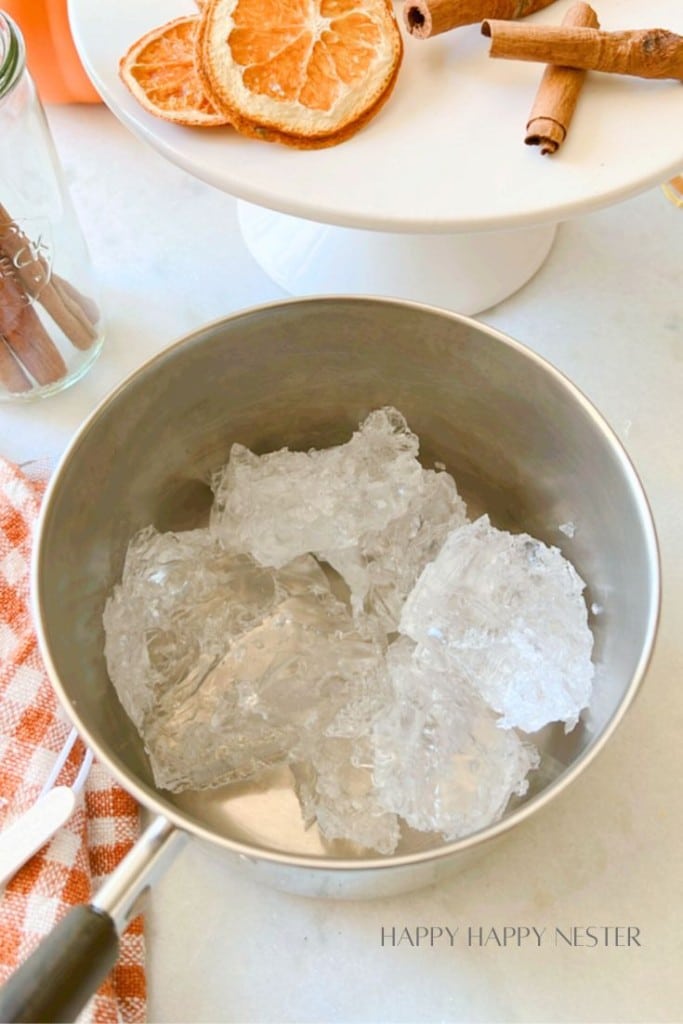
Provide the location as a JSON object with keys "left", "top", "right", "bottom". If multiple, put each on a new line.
{"left": 1, "top": 105, "right": 682, "bottom": 1023}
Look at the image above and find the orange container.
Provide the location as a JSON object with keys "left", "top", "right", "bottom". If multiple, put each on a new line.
{"left": 2, "top": 0, "right": 100, "bottom": 103}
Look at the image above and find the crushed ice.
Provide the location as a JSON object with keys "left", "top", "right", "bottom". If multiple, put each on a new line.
{"left": 103, "top": 407, "right": 595, "bottom": 853}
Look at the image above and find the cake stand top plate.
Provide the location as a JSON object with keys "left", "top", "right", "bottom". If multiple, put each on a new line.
{"left": 69, "top": 0, "right": 683, "bottom": 232}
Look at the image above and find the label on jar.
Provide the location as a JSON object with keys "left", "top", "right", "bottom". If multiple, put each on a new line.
{"left": 0, "top": 217, "right": 52, "bottom": 304}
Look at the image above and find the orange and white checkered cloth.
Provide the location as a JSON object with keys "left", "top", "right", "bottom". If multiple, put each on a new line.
{"left": 0, "top": 456, "right": 145, "bottom": 1023}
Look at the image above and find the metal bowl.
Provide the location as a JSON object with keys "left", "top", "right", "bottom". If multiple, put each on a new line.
{"left": 34, "top": 295, "right": 660, "bottom": 899}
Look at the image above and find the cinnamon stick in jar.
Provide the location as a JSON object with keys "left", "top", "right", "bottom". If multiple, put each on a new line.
{"left": 0, "top": 203, "right": 99, "bottom": 351}
{"left": 403, "top": 0, "right": 558, "bottom": 41}
{"left": 525, "top": 2, "right": 599, "bottom": 155}
{"left": 0, "top": 337, "right": 32, "bottom": 394}
{"left": 0, "top": 268, "right": 68, "bottom": 386}
{"left": 482, "top": 21, "right": 683, "bottom": 81}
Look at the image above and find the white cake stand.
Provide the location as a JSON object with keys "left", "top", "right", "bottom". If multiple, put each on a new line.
{"left": 69, "top": 0, "right": 683, "bottom": 313}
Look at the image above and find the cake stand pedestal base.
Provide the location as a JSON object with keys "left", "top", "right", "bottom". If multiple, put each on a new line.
{"left": 237, "top": 202, "right": 558, "bottom": 315}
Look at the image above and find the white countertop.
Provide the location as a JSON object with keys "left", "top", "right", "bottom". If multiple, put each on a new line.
{"left": 2, "top": 104, "right": 682, "bottom": 1023}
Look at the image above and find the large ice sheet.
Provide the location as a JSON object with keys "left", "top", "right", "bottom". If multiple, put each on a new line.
{"left": 400, "top": 516, "right": 594, "bottom": 733}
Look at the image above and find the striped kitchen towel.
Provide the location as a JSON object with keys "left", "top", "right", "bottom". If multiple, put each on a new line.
{"left": 0, "top": 456, "right": 145, "bottom": 1023}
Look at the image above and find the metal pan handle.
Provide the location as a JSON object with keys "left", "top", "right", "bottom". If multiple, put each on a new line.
{"left": 0, "top": 815, "right": 186, "bottom": 1023}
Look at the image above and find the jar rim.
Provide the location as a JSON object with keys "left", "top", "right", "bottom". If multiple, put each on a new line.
{"left": 0, "top": 12, "right": 26, "bottom": 101}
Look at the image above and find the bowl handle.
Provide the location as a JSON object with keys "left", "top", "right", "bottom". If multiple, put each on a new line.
{"left": 0, "top": 815, "right": 185, "bottom": 1023}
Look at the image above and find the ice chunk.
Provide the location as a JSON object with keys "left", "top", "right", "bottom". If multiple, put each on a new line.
{"left": 292, "top": 652, "right": 401, "bottom": 853}
{"left": 294, "top": 738, "right": 401, "bottom": 855}
{"left": 373, "top": 640, "right": 539, "bottom": 840}
{"left": 147, "top": 600, "right": 385, "bottom": 792}
{"left": 210, "top": 407, "right": 424, "bottom": 568}
{"left": 104, "top": 525, "right": 384, "bottom": 791}
{"left": 399, "top": 516, "right": 594, "bottom": 733}
{"left": 322, "top": 468, "right": 467, "bottom": 636}
{"left": 103, "top": 527, "right": 285, "bottom": 730}
{"left": 210, "top": 406, "right": 466, "bottom": 637}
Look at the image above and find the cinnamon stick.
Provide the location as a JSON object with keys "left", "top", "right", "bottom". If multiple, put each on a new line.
{"left": 0, "top": 203, "right": 99, "bottom": 350}
{"left": 52, "top": 274, "right": 100, "bottom": 327}
{"left": 0, "top": 337, "right": 32, "bottom": 394}
{"left": 525, "top": 3, "right": 599, "bottom": 155}
{"left": 32, "top": 271, "right": 98, "bottom": 350}
{"left": 482, "top": 21, "right": 683, "bottom": 81}
{"left": 0, "top": 270, "right": 67, "bottom": 386}
{"left": 403, "top": 0, "right": 557, "bottom": 41}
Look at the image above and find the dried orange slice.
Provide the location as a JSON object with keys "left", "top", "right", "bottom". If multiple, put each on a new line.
{"left": 197, "top": 0, "right": 403, "bottom": 147}
{"left": 120, "top": 16, "right": 231, "bottom": 126}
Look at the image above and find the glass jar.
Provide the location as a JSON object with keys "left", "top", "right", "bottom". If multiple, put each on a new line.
{"left": 0, "top": 11, "right": 103, "bottom": 400}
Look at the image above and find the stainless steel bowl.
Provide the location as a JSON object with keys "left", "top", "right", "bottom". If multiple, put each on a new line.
{"left": 7, "top": 296, "right": 658, "bottom": 1020}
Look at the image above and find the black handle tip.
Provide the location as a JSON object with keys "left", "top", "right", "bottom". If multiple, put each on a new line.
{"left": 0, "top": 904, "right": 119, "bottom": 1023}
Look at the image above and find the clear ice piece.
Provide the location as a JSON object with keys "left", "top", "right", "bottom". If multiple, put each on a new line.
{"left": 294, "top": 737, "right": 401, "bottom": 855}
{"left": 103, "top": 527, "right": 284, "bottom": 730}
{"left": 293, "top": 652, "right": 401, "bottom": 854}
{"left": 322, "top": 468, "right": 467, "bottom": 636}
{"left": 372, "top": 639, "right": 539, "bottom": 840}
{"left": 104, "top": 525, "right": 384, "bottom": 791}
{"left": 210, "top": 407, "right": 424, "bottom": 569}
{"left": 399, "top": 516, "right": 594, "bottom": 733}
{"left": 146, "top": 597, "right": 383, "bottom": 792}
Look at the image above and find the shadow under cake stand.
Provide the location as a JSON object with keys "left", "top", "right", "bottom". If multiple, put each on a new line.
{"left": 69, "top": 0, "right": 683, "bottom": 314}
